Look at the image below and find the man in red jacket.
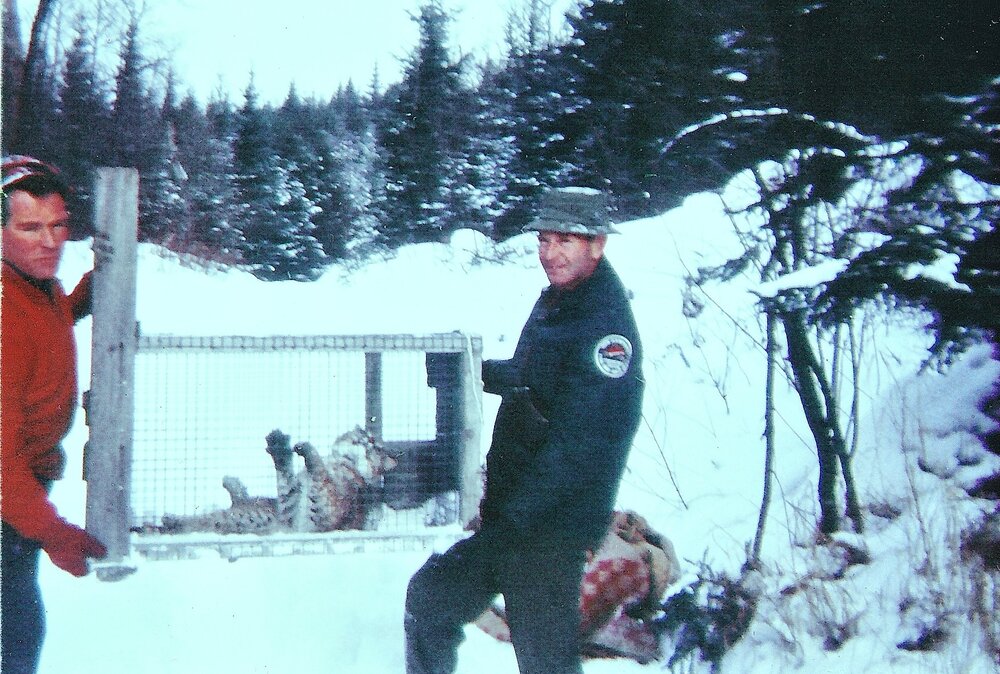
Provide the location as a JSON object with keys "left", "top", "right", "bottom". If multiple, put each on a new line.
{"left": 1, "top": 155, "right": 107, "bottom": 674}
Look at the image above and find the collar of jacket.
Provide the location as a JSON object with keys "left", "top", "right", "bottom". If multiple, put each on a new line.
{"left": 541, "top": 256, "right": 616, "bottom": 310}
{"left": 2, "top": 259, "right": 57, "bottom": 300}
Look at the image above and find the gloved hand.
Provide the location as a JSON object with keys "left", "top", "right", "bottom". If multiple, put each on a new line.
{"left": 40, "top": 520, "right": 108, "bottom": 577}
{"left": 68, "top": 270, "right": 93, "bottom": 320}
{"left": 481, "top": 359, "right": 523, "bottom": 395}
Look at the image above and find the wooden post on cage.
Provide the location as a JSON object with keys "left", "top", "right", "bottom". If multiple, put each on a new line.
{"left": 365, "top": 352, "right": 383, "bottom": 439}
{"left": 84, "top": 168, "right": 139, "bottom": 580}
{"left": 458, "top": 338, "right": 483, "bottom": 526}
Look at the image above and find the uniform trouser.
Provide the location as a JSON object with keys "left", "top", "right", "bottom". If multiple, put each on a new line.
{"left": 1, "top": 521, "right": 46, "bottom": 674}
{"left": 404, "top": 527, "right": 587, "bottom": 674}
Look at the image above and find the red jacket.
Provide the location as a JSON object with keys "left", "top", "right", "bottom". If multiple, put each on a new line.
{"left": 1, "top": 261, "right": 91, "bottom": 540}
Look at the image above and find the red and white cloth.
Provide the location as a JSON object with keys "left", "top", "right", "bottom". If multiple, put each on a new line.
{"left": 475, "top": 510, "right": 680, "bottom": 664}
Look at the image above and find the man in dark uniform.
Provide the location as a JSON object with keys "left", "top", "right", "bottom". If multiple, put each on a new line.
{"left": 405, "top": 187, "right": 644, "bottom": 674}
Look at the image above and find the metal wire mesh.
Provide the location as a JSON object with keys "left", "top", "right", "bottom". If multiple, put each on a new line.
{"left": 131, "top": 334, "right": 477, "bottom": 538}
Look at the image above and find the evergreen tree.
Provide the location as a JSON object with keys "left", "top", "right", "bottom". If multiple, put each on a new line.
{"left": 379, "top": 1, "right": 477, "bottom": 245}
{"left": 56, "top": 23, "right": 111, "bottom": 236}
{"left": 678, "top": 0, "right": 1000, "bottom": 356}
{"left": 682, "top": 0, "right": 1000, "bottom": 534}
{"left": 110, "top": 20, "right": 178, "bottom": 242}
{"left": 336, "top": 125, "right": 388, "bottom": 261}
{"left": 171, "top": 92, "right": 244, "bottom": 262}
{"left": 110, "top": 20, "right": 147, "bottom": 173}
{"left": 233, "top": 77, "right": 325, "bottom": 280}
{"left": 308, "top": 100, "right": 386, "bottom": 261}
{"left": 272, "top": 85, "right": 331, "bottom": 272}
{"left": 233, "top": 76, "right": 279, "bottom": 276}
{"left": 2, "top": 0, "right": 25, "bottom": 154}
{"left": 459, "top": 61, "right": 519, "bottom": 239}
{"left": 206, "top": 85, "right": 238, "bottom": 141}
{"left": 10, "top": 0, "right": 60, "bottom": 157}
{"left": 477, "top": 4, "right": 574, "bottom": 240}
{"left": 270, "top": 155, "right": 328, "bottom": 280}
{"left": 559, "top": 0, "right": 733, "bottom": 217}
{"left": 331, "top": 79, "right": 368, "bottom": 135}
{"left": 148, "top": 72, "right": 187, "bottom": 245}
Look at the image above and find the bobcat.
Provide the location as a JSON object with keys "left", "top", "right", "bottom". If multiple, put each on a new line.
{"left": 265, "top": 426, "right": 397, "bottom": 532}
{"left": 160, "top": 427, "right": 397, "bottom": 535}
{"left": 159, "top": 475, "right": 279, "bottom": 535}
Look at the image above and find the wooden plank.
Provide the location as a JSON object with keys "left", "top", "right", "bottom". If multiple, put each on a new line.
{"left": 365, "top": 351, "right": 383, "bottom": 440}
{"left": 84, "top": 168, "right": 139, "bottom": 574}
{"left": 457, "top": 334, "right": 484, "bottom": 526}
{"left": 131, "top": 528, "right": 467, "bottom": 562}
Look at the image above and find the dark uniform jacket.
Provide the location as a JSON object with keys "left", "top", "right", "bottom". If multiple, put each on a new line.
{"left": 479, "top": 257, "right": 643, "bottom": 549}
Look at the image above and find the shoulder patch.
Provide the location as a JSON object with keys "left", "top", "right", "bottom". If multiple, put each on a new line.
{"left": 593, "top": 334, "right": 633, "bottom": 378}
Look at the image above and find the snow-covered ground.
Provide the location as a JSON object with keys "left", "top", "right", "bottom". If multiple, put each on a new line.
{"left": 39, "top": 189, "right": 1000, "bottom": 673}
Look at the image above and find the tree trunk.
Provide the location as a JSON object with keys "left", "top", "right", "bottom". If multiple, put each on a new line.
{"left": 750, "top": 310, "right": 779, "bottom": 567}
{"left": 840, "top": 325, "right": 865, "bottom": 532}
{"left": 782, "top": 310, "right": 841, "bottom": 534}
{"left": 816, "top": 325, "right": 864, "bottom": 533}
{"left": 839, "top": 452, "right": 863, "bottom": 531}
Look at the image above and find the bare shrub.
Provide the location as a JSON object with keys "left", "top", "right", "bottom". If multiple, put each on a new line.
{"left": 654, "top": 560, "right": 758, "bottom": 671}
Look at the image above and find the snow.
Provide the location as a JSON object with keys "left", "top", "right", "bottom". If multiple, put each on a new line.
{"left": 38, "top": 191, "right": 1000, "bottom": 673}
{"left": 754, "top": 258, "right": 849, "bottom": 297}
{"left": 902, "top": 251, "right": 971, "bottom": 292}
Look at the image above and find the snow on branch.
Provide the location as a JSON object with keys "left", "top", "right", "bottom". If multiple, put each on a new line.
{"left": 901, "top": 251, "right": 971, "bottom": 293}
{"left": 751, "top": 259, "right": 849, "bottom": 299}
{"left": 662, "top": 108, "right": 875, "bottom": 157}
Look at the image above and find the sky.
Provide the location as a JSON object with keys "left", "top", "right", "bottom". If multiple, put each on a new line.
{"left": 17, "top": 0, "right": 579, "bottom": 105}
{"left": 34, "top": 180, "right": 1000, "bottom": 673}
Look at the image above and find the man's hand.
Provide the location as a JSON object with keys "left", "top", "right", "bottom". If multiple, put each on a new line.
{"left": 40, "top": 520, "right": 108, "bottom": 577}
{"left": 69, "top": 270, "right": 93, "bottom": 320}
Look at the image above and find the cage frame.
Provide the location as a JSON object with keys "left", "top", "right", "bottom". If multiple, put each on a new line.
{"left": 83, "top": 170, "right": 482, "bottom": 567}
{"left": 94, "top": 331, "right": 483, "bottom": 562}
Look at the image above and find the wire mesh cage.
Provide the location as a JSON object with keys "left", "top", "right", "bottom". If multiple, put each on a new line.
{"left": 126, "top": 333, "right": 483, "bottom": 559}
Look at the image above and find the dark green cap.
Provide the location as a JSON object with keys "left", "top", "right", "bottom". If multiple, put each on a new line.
{"left": 523, "top": 187, "right": 619, "bottom": 235}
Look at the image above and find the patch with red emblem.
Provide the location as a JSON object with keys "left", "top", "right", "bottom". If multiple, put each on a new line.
{"left": 593, "top": 335, "right": 633, "bottom": 378}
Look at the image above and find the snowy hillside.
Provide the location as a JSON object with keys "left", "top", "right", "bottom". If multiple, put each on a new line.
{"left": 39, "top": 191, "right": 1000, "bottom": 674}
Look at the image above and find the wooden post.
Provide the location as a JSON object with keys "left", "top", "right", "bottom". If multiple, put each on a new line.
{"left": 84, "top": 168, "right": 139, "bottom": 579}
{"left": 457, "top": 336, "right": 483, "bottom": 526}
{"left": 365, "top": 352, "right": 383, "bottom": 440}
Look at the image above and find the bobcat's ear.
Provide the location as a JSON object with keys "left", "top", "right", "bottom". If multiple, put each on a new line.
{"left": 367, "top": 446, "right": 397, "bottom": 472}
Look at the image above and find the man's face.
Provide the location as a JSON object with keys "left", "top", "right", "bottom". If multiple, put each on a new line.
{"left": 537, "top": 231, "right": 606, "bottom": 290}
{"left": 2, "top": 190, "right": 70, "bottom": 279}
